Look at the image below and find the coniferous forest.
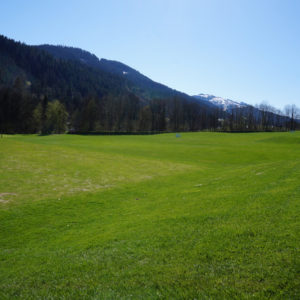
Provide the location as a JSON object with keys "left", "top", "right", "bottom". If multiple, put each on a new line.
{"left": 0, "top": 34, "right": 299, "bottom": 134}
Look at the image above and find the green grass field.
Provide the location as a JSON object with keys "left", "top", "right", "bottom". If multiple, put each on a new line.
{"left": 0, "top": 132, "right": 299, "bottom": 299}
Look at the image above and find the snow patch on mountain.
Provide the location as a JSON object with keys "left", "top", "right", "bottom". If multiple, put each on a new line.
{"left": 193, "top": 94, "right": 248, "bottom": 111}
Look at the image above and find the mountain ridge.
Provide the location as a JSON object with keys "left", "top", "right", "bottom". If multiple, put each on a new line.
{"left": 36, "top": 44, "right": 201, "bottom": 102}
{"left": 0, "top": 34, "right": 221, "bottom": 134}
{"left": 193, "top": 93, "right": 248, "bottom": 111}
{"left": 0, "top": 34, "right": 298, "bottom": 134}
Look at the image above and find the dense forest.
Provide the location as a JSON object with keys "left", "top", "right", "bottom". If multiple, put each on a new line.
{"left": 0, "top": 35, "right": 299, "bottom": 134}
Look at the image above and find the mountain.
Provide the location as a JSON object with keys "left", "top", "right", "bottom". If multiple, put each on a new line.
{"left": 1, "top": 35, "right": 202, "bottom": 104}
{"left": 0, "top": 34, "right": 296, "bottom": 134}
{"left": 36, "top": 44, "right": 101, "bottom": 68}
{"left": 0, "top": 35, "right": 129, "bottom": 101}
{"left": 0, "top": 34, "right": 220, "bottom": 134}
{"left": 193, "top": 94, "right": 248, "bottom": 111}
{"left": 37, "top": 44, "right": 198, "bottom": 102}
{"left": 0, "top": 34, "right": 216, "bottom": 112}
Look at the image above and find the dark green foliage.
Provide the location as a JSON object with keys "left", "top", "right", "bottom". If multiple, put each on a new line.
{"left": 45, "top": 100, "right": 68, "bottom": 133}
{"left": 0, "top": 34, "right": 298, "bottom": 134}
{"left": 79, "top": 97, "right": 99, "bottom": 131}
{"left": 98, "top": 58, "right": 188, "bottom": 100}
{"left": 0, "top": 35, "right": 127, "bottom": 100}
{"left": 37, "top": 44, "right": 100, "bottom": 68}
{"left": 38, "top": 45, "right": 196, "bottom": 101}
{"left": 0, "top": 77, "right": 38, "bottom": 133}
{"left": 0, "top": 35, "right": 219, "bottom": 134}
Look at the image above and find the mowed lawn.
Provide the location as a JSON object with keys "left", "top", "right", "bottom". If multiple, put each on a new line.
{"left": 0, "top": 132, "right": 299, "bottom": 299}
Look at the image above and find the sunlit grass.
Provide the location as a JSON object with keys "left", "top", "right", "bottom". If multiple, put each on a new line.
{"left": 0, "top": 132, "right": 299, "bottom": 299}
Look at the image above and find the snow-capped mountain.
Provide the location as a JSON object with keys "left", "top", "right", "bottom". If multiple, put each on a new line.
{"left": 193, "top": 94, "right": 248, "bottom": 111}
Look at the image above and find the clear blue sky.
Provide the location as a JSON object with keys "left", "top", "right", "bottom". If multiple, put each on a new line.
{"left": 1, "top": 0, "right": 299, "bottom": 110}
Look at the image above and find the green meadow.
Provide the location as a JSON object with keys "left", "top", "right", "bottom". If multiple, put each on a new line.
{"left": 0, "top": 132, "right": 299, "bottom": 299}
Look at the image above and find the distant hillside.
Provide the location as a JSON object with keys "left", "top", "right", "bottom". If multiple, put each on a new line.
{"left": 98, "top": 59, "right": 182, "bottom": 100}
{"left": 0, "top": 35, "right": 128, "bottom": 101}
{"left": 0, "top": 37, "right": 212, "bottom": 107}
{"left": 37, "top": 44, "right": 100, "bottom": 68}
{"left": 0, "top": 34, "right": 220, "bottom": 134}
{"left": 37, "top": 44, "right": 202, "bottom": 102}
{"left": 0, "top": 34, "right": 297, "bottom": 134}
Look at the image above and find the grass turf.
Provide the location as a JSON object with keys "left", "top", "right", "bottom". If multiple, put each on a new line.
{"left": 0, "top": 132, "right": 299, "bottom": 299}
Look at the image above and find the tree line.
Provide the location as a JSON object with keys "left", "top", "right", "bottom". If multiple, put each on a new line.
{"left": 220, "top": 103, "right": 299, "bottom": 132}
{"left": 0, "top": 77, "right": 299, "bottom": 135}
{"left": 0, "top": 77, "right": 217, "bottom": 134}
{"left": 1, "top": 34, "right": 299, "bottom": 134}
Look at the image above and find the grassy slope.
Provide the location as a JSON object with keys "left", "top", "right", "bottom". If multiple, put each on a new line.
{"left": 0, "top": 132, "right": 299, "bottom": 299}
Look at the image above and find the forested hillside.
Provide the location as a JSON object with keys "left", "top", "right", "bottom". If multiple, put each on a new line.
{"left": 0, "top": 34, "right": 298, "bottom": 134}
{"left": 37, "top": 44, "right": 192, "bottom": 100}
{"left": 0, "top": 35, "right": 220, "bottom": 134}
